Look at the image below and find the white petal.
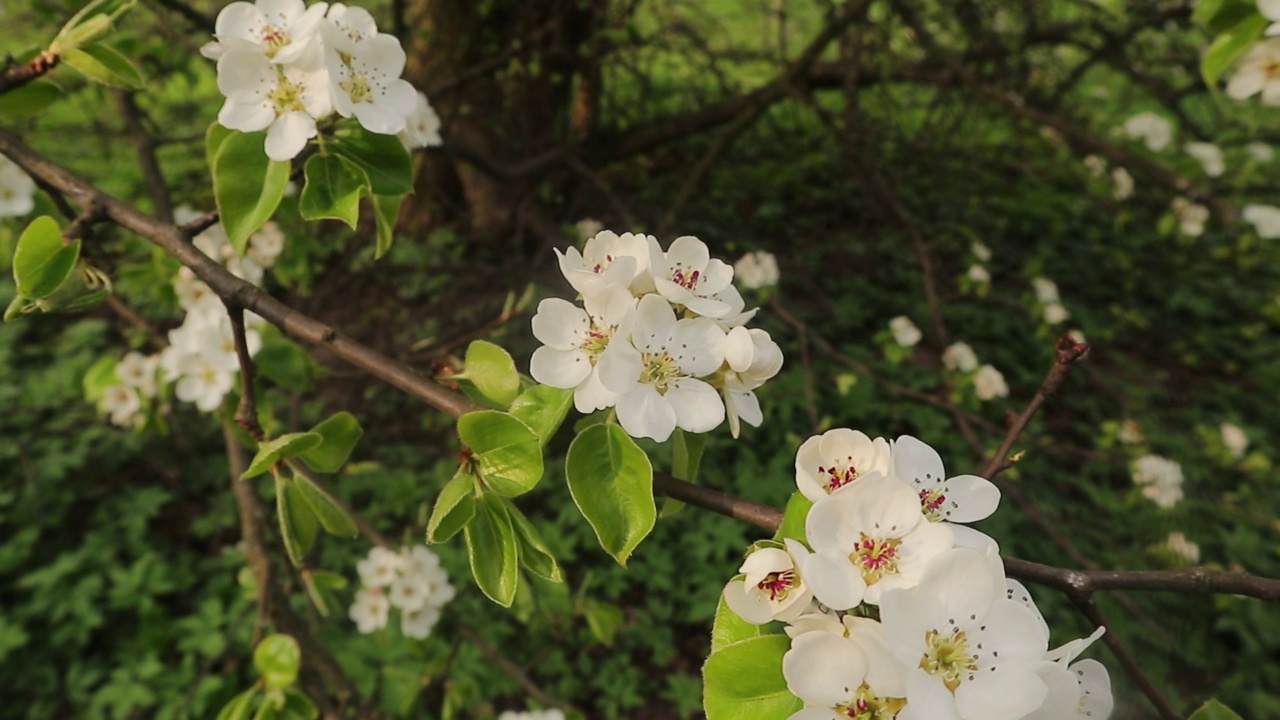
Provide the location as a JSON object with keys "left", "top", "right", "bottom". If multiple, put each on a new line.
{"left": 572, "top": 368, "right": 619, "bottom": 413}
{"left": 596, "top": 339, "right": 642, "bottom": 394}
{"left": 670, "top": 318, "right": 725, "bottom": 376}
{"left": 1072, "top": 659, "right": 1114, "bottom": 719}
{"left": 531, "top": 298, "right": 589, "bottom": 348}
{"left": 529, "top": 346, "right": 591, "bottom": 389}
{"left": 905, "top": 669, "right": 963, "bottom": 720}
{"left": 724, "top": 325, "right": 755, "bottom": 372}
{"left": 617, "top": 384, "right": 676, "bottom": 442}
{"left": 722, "top": 577, "right": 776, "bottom": 625}
{"left": 783, "top": 632, "right": 868, "bottom": 707}
{"left": 803, "top": 551, "right": 866, "bottom": 610}
{"left": 954, "top": 665, "right": 1047, "bottom": 720}
{"left": 893, "top": 435, "right": 946, "bottom": 490}
{"left": 265, "top": 112, "right": 316, "bottom": 160}
{"left": 667, "top": 378, "right": 725, "bottom": 434}
{"left": 939, "top": 474, "right": 1000, "bottom": 523}
{"left": 632, "top": 294, "right": 676, "bottom": 352}
{"left": 218, "top": 98, "right": 275, "bottom": 133}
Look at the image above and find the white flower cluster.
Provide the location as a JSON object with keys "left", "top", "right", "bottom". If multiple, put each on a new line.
{"left": 1171, "top": 197, "right": 1209, "bottom": 237}
{"left": 497, "top": 710, "right": 565, "bottom": 720}
{"left": 1032, "top": 277, "right": 1070, "bottom": 326}
{"left": 349, "top": 545, "right": 454, "bottom": 639}
{"left": 1220, "top": 422, "right": 1249, "bottom": 459}
{"left": 722, "top": 431, "right": 1112, "bottom": 720}
{"left": 530, "top": 231, "right": 784, "bottom": 441}
{"left": 733, "top": 251, "right": 780, "bottom": 290}
{"left": 205, "top": 0, "right": 441, "bottom": 160}
{"left": 1184, "top": 142, "right": 1224, "bottom": 178}
{"left": 1164, "top": 531, "right": 1200, "bottom": 564}
{"left": 1122, "top": 112, "right": 1172, "bottom": 152}
{"left": 97, "top": 212, "right": 285, "bottom": 426}
{"left": 887, "top": 316, "right": 921, "bottom": 347}
{"left": 0, "top": 154, "right": 36, "bottom": 218}
{"left": 1242, "top": 204, "right": 1280, "bottom": 239}
{"left": 1131, "top": 453, "right": 1184, "bottom": 509}
{"left": 941, "top": 341, "right": 1008, "bottom": 402}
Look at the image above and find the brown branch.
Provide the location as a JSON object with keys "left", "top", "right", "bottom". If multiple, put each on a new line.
{"left": 1068, "top": 596, "right": 1183, "bottom": 720}
{"left": 1005, "top": 557, "right": 1280, "bottom": 601}
{"left": 115, "top": 90, "right": 174, "bottom": 221}
{"left": 0, "top": 50, "right": 58, "bottom": 96}
{"left": 226, "top": 306, "right": 265, "bottom": 442}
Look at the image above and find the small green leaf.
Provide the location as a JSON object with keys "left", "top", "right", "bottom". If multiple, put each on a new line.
{"left": 207, "top": 122, "right": 235, "bottom": 172}
{"left": 281, "top": 689, "right": 318, "bottom": 720}
{"left": 14, "top": 216, "right": 79, "bottom": 299}
{"left": 773, "top": 492, "right": 812, "bottom": 544}
{"left": 292, "top": 472, "right": 357, "bottom": 537}
{"left": 213, "top": 130, "right": 291, "bottom": 255}
{"left": 507, "top": 503, "right": 563, "bottom": 582}
{"left": 427, "top": 469, "right": 477, "bottom": 543}
{"left": 329, "top": 126, "right": 413, "bottom": 196}
{"left": 1202, "top": 13, "right": 1268, "bottom": 89}
{"left": 307, "top": 570, "right": 348, "bottom": 590}
{"left": 62, "top": 43, "right": 144, "bottom": 88}
{"left": 215, "top": 688, "right": 259, "bottom": 720}
{"left": 1193, "top": 0, "right": 1255, "bottom": 32}
{"left": 1189, "top": 699, "right": 1245, "bottom": 720}
{"left": 457, "top": 411, "right": 543, "bottom": 497}
{"left": 703, "top": 635, "right": 801, "bottom": 720}
{"left": 583, "top": 599, "right": 625, "bottom": 646}
{"left": 710, "top": 587, "right": 766, "bottom": 654}
{"left": 565, "top": 424, "right": 655, "bottom": 566}
{"left": 242, "top": 432, "right": 324, "bottom": 480}
{"left": 82, "top": 355, "right": 119, "bottom": 403}
{"left": 372, "top": 194, "right": 402, "bottom": 259}
{"left": 299, "top": 154, "right": 363, "bottom": 228}
{"left": 300, "top": 411, "right": 363, "bottom": 473}
{"left": 463, "top": 493, "right": 520, "bottom": 606}
{"left": 276, "top": 476, "right": 318, "bottom": 566}
{"left": 462, "top": 340, "right": 520, "bottom": 407}
{"left": 253, "top": 697, "right": 281, "bottom": 720}
{"left": 3, "top": 296, "right": 38, "bottom": 322}
{"left": 0, "top": 79, "right": 61, "bottom": 120}
{"left": 508, "top": 385, "right": 574, "bottom": 447}
{"left": 254, "top": 634, "right": 302, "bottom": 690}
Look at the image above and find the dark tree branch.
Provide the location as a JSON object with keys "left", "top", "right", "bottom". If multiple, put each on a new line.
{"left": 0, "top": 50, "right": 58, "bottom": 96}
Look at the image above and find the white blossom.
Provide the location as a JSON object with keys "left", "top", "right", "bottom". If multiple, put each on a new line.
{"left": 1242, "top": 204, "right": 1280, "bottom": 239}
{"left": 1164, "top": 531, "right": 1200, "bottom": 564}
{"left": 1131, "top": 454, "right": 1183, "bottom": 509}
{"left": 966, "top": 264, "right": 991, "bottom": 285}
{"left": 648, "top": 235, "right": 737, "bottom": 318}
{"left": 497, "top": 710, "right": 565, "bottom": 720}
{"left": 1227, "top": 38, "right": 1280, "bottom": 105}
{"left": 326, "top": 33, "right": 417, "bottom": 134}
{"left": 942, "top": 342, "right": 979, "bottom": 373}
{"left": 555, "top": 230, "right": 653, "bottom": 296}
{"left": 970, "top": 242, "right": 992, "bottom": 262}
{"left": 1082, "top": 154, "right": 1107, "bottom": 178}
{"left": 216, "top": 48, "right": 331, "bottom": 161}
{"left": 892, "top": 435, "right": 1000, "bottom": 526}
{"left": 1220, "top": 422, "right": 1248, "bottom": 459}
{"left": 248, "top": 222, "right": 286, "bottom": 266}
{"left": 398, "top": 91, "right": 442, "bottom": 150}
{"left": 1117, "top": 420, "right": 1144, "bottom": 445}
{"left": 529, "top": 285, "right": 637, "bottom": 414}
{"left": 1031, "top": 277, "right": 1060, "bottom": 304}
{"left": 349, "top": 589, "right": 390, "bottom": 633}
{"left": 1247, "top": 142, "right": 1274, "bottom": 163}
{"left": 116, "top": 351, "right": 159, "bottom": 398}
{"left": 722, "top": 539, "right": 813, "bottom": 624}
{"left": 388, "top": 573, "right": 432, "bottom": 612}
{"left": 782, "top": 618, "right": 908, "bottom": 720}
{"left": 1122, "top": 112, "right": 1172, "bottom": 151}
{"left": 1184, "top": 142, "right": 1224, "bottom": 177}
{"left": 974, "top": 364, "right": 1008, "bottom": 401}
{"left": 357, "top": 546, "right": 403, "bottom": 589}
{"left": 575, "top": 218, "right": 604, "bottom": 241}
{"left": 794, "top": 428, "right": 893, "bottom": 502}
{"left": 401, "top": 604, "right": 441, "bottom": 639}
{"left": 1043, "top": 302, "right": 1070, "bottom": 325}
{"left": 321, "top": 2, "right": 377, "bottom": 54}
{"left": 0, "top": 154, "right": 36, "bottom": 217}
{"left": 1171, "top": 197, "right": 1208, "bottom": 237}
{"left": 889, "top": 316, "right": 922, "bottom": 347}
{"left": 100, "top": 384, "right": 142, "bottom": 427}
{"left": 733, "top": 251, "right": 780, "bottom": 290}
{"left": 209, "top": 0, "right": 329, "bottom": 64}
{"left": 173, "top": 354, "right": 235, "bottom": 412}
{"left": 1110, "top": 167, "right": 1133, "bottom": 200}
{"left": 719, "top": 326, "right": 784, "bottom": 438}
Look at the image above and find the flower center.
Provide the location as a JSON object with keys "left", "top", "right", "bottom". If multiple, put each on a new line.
{"left": 919, "top": 627, "right": 978, "bottom": 693}
{"left": 818, "top": 458, "right": 860, "bottom": 492}
{"left": 579, "top": 324, "right": 615, "bottom": 364}
{"left": 639, "top": 351, "right": 682, "bottom": 393}
{"left": 591, "top": 253, "right": 615, "bottom": 274}
{"left": 851, "top": 534, "right": 900, "bottom": 585}
{"left": 836, "top": 684, "right": 907, "bottom": 720}
{"left": 919, "top": 487, "right": 947, "bottom": 521}
{"left": 755, "top": 570, "right": 796, "bottom": 601}
{"left": 268, "top": 73, "right": 307, "bottom": 114}
{"left": 1266, "top": 60, "right": 1280, "bottom": 79}
{"left": 670, "top": 266, "right": 701, "bottom": 291}
{"left": 259, "top": 24, "right": 289, "bottom": 56}
{"left": 341, "top": 71, "right": 373, "bottom": 105}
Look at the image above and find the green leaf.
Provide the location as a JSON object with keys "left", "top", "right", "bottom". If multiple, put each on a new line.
{"left": 583, "top": 599, "right": 625, "bottom": 646}
{"left": 213, "top": 130, "right": 291, "bottom": 255}
{"left": 242, "top": 432, "right": 324, "bottom": 480}
{"left": 773, "top": 492, "right": 812, "bottom": 544}
{"left": 253, "top": 337, "right": 313, "bottom": 392}
{"left": 291, "top": 472, "right": 357, "bottom": 537}
{"left": 206, "top": 122, "right": 235, "bottom": 172}
{"left": 457, "top": 411, "right": 543, "bottom": 497}
{"left": 276, "top": 476, "right": 317, "bottom": 566}
{"left": 663, "top": 428, "right": 709, "bottom": 517}
{"left": 0, "top": 79, "right": 61, "bottom": 120}
{"left": 300, "top": 411, "right": 363, "bottom": 473}
{"left": 463, "top": 493, "right": 520, "bottom": 606}
{"left": 1202, "top": 13, "right": 1268, "bottom": 89}
{"left": 462, "top": 340, "right": 521, "bottom": 407}
{"left": 710, "top": 590, "right": 766, "bottom": 654}
{"left": 307, "top": 570, "right": 348, "bottom": 590}
{"left": 508, "top": 385, "right": 574, "bottom": 447}
{"left": 254, "top": 634, "right": 302, "bottom": 691}
{"left": 281, "top": 689, "right": 318, "bottom": 720}
{"left": 427, "top": 469, "right": 477, "bottom": 543}
{"left": 565, "top": 424, "right": 655, "bottom": 566}
{"left": 299, "top": 154, "right": 363, "bottom": 228}
{"left": 507, "top": 503, "right": 563, "bottom": 582}
{"left": 372, "top": 194, "right": 402, "bottom": 259}
{"left": 1193, "top": 0, "right": 1255, "bottom": 32}
{"left": 215, "top": 688, "right": 259, "bottom": 720}
{"left": 14, "top": 216, "right": 79, "bottom": 299}
{"left": 329, "top": 126, "right": 413, "bottom": 196}
{"left": 703, "top": 635, "right": 801, "bottom": 720}
{"left": 253, "top": 697, "right": 281, "bottom": 720}
{"left": 62, "top": 43, "right": 144, "bottom": 88}
{"left": 1189, "top": 700, "right": 1245, "bottom": 720}
{"left": 82, "top": 355, "right": 119, "bottom": 403}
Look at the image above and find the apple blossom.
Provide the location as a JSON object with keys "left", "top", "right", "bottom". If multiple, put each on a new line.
{"left": 357, "top": 545, "right": 403, "bottom": 588}
{"left": 100, "top": 384, "right": 143, "bottom": 427}
{"left": 1122, "top": 112, "right": 1172, "bottom": 151}
{"left": 555, "top": 230, "right": 653, "bottom": 296}
{"left": 782, "top": 626, "right": 908, "bottom": 720}
{"left": 942, "top": 342, "right": 979, "bottom": 373}
{"left": 398, "top": 91, "right": 443, "bottom": 150}
{"left": 217, "top": 48, "right": 332, "bottom": 161}
{"left": 1220, "top": 422, "right": 1248, "bottom": 458}
{"left": 966, "top": 264, "right": 991, "bottom": 285}
{"left": 733, "top": 251, "right": 780, "bottom": 290}
{"left": 1110, "top": 167, "right": 1133, "bottom": 200}
{"left": 1043, "top": 302, "right": 1070, "bottom": 325}
{"left": 1165, "top": 531, "right": 1200, "bottom": 564}
{"left": 1031, "top": 277, "right": 1059, "bottom": 304}
{"left": 1242, "top": 204, "right": 1280, "bottom": 239}
{"left": 719, "top": 326, "right": 784, "bottom": 438}
{"left": 174, "top": 354, "right": 235, "bottom": 412}
{"left": 889, "top": 316, "right": 922, "bottom": 347}
{"left": 208, "top": 0, "right": 329, "bottom": 64}
{"left": 1184, "top": 142, "right": 1224, "bottom": 177}
{"left": 321, "top": 2, "right": 377, "bottom": 54}
{"left": 647, "top": 235, "right": 736, "bottom": 317}
{"left": 1227, "top": 38, "right": 1280, "bottom": 104}
{"left": 970, "top": 241, "right": 992, "bottom": 262}
{"left": 722, "top": 539, "right": 813, "bottom": 624}
{"left": 116, "top": 351, "right": 159, "bottom": 398}
{"left": 326, "top": 33, "right": 417, "bottom": 134}
{"left": 1131, "top": 454, "right": 1183, "bottom": 509}
{"left": 794, "top": 428, "right": 893, "bottom": 502}
{"left": 401, "top": 604, "right": 441, "bottom": 640}
{"left": 973, "top": 364, "right": 1008, "bottom": 401}
{"left": 892, "top": 435, "right": 999, "bottom": 525}
{"left": 529, "top": 285, "right": 637, "bottom": 414}
{"left": 349, "top": 589, "right": 390, "bottom": 633}
{"left": 0, "top": 154, "right": 36, "bottom": 217}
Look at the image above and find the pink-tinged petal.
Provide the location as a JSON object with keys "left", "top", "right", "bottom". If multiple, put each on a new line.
{"left": 218, "top": 98, "right": 275, "bottom": 132}
{"left": 940, "top": 473, "right": 999, "bottom": 522}
{"left": 530, "top": 346, "right": 591, "bottom": 389}
{"left": 670, "top": 317, "right": 725, "bottom": 376}
{"left": 215, "top": 3, "right": 264, "bottom": 43}
{"left": 617, "top": 383, "right": 676, "bottom": 441}
{"left": 905, "top": 669, "right": 964, "bottom": 720}
{"left": 783, "top": 632, "right": 868, "bottom": 706}
{"left": 954, "top": 665, "right": 1047, "bottom": 720}
{"left": 632, "top": 294, "right": 676, "bottom": 351}
{"left": 667, "top": 378, "right": 724, "bottom": 434}
{"left": 264, "top": 111, "right": 315, "bottom": 160}
{"left": 722, "top": 577, "right": 777, "bottom": 625}
{"left": 802, "top": 550, "right": 865, "bottom": 610}
{"left": 572, "top": 368, "right": 618, "bottom": 413}
{"left": 724, "top": 326, "right": 754, "bottom": 372}
{"left": 1072, "top": 659, "right": 1114, "bottom": 719}
{"left": 596, "top": 339, "right": 641, "bottom": 394}
{"left": 531, "top": 297, "right": 589, "bottom": 348}
{"left": 893, "top": 435, "right": 946, "bottom": 490}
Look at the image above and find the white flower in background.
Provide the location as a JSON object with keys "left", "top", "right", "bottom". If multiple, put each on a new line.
{"left": 1242, "top": 204, "right": 1280, "bottom": 239}
{"left": 1068, "top": 328, "right": 1087, "bottom": 344}
{"left": 498, "top": 710, "right": 565, "bottom": 720}
{"left": 1082, "top": 154, "right": 1107, "bottom": 177}
{"left": 1031, "top": 277, "right": 1060, "bottom": 304}
{"left": 398, "top": 91, "right": 442, "bottom": 150}
{"left": 174, "top": 354, "right": 235, "bottom": 412}
{"left": 974, "top": 364, "right": 1008, "bottom": 401}
{"left": 1122, "top": 112, "right": 1172, "bottom": 151}
{"left": 971, "top": 241, "right": 992, "bottom": 262}
{"left": 1131, "top": 454, "right": 1183, "bottom": 509}
{"left": 942, "top": 342, "right": 979, "bottom": 373}
{"left": 326, "top": 33, "right": 417, "bottom": 134}
{"left": 217, "top": 49, "right": 332, "bottom": 161}
{"left": 1165, "top": 531, "right": 1200, "bottom": 564}
{"left": 1117, "top": 420, "right": 1144, "bottom": 445}
{"left": 388, "top": 573, "right": 432, "bottom": 612}
{"left": 0, "top": 155, "right": 36, "bottom": 217}
{"left": 529, "top": 285, "right": 637, "bottom": 414}
{"left": 892, "top": 435, "right": 1000, "bottom": 526}
{"left": 1227, "top": 38, "right": 1280, "bottom": 105}
{"left": 208, "top": 0, "right": 329, "bottom": 64}
{"left": 248, "top": 222, "right": 286, "bottom": 267}
{"left": 1185, "top": 142, "right": 1225, "bottom": 177}
{"left": 597, "top": 294, "right": 726, "bottom": 441}
{"left": 357, "top": 546, "right": 404, "bottom": 589}
{"left": 349, "top": 589, "right": 389, "bottom": 634}
{"left": 401, "top": 604, "right": 441, "bottom": 640}
{"left": 1247, "top": 142, "right": 1274, "bottom": 162}
{"left": 1043, "top": 302, "right": 1070, "bottom": 325}
{"left": 1220, "top": 422, "right": 1248, "bottom": 459}
{"left": 555, "top": 230, "right": 653, "bottom": 296}
{"left": 575, "top": 218, "right": 604, "bottom": 242}
{"left": 733, "top": 251, "right": 779, "bottom": 290}
{"left": 648, "top": 235, "right": 737, "bottom": 317}
{"left": 401, "top": 545, "right": 455, "bottom": 606}
{"left": 116, "top": 351, "right": 159, "bottom": 398}
{"left": 719, "top": 326, "right": 784, "bottom": 438}
{"left": 880, "top": 549, "right": 1050, "bottom": 720}
{"left": 1110, "top": 167, "right": 1134, "bottom": 200}
{"left": 721, "top": 539, "right": 813, "bottom": 624}
{"left": 100, "top": 384, "right": 142, "bottom": 427}
{"left": 1171, "top": 197, "right": 1209, "bottom": 237}
{"left": 888, "top": 316, "right": 922, "bottom": 347}
{"left": 805, "top": 473, "right": 954, "bottom": 608}
{"left": 794, "top": 428, "right": 893, "bottom": 502}
{"left": 966, "top": 264, "right": 991, "bottom": 284}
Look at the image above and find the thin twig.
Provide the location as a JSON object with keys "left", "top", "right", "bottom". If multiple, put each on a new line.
{"left": 0, "top": 50, "right": 58, "bottom": 96}
{"left": 226, "top": 306, "right": 265, "bottom": 442}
